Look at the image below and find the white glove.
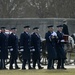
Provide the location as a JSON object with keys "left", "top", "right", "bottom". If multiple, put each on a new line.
{"left": 32, "top": 49, "right": 35, "bottom": 51}
{"left": 20, "top": 49, "right": 24, "bottom": 52}
{"left": 10, "top": 48, "right": 13, "bottom": 51}
{"left": 61, "top": 40, "right": 65, "bottom": 42}
{"left": 51, "top": 32, "right": 57, "bottom": 36}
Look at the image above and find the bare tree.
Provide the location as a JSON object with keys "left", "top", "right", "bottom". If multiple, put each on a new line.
{"left": 27, "top": 0, "right": 75, "bottom": 18}
{"left": 0, "top": 0, "right": 75, "bottom": 18}
{"left": 0, "top": 0, "right": 25, "bottom": 18}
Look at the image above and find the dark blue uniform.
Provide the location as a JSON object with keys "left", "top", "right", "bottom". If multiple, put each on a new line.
{"left": 31, "top": 32, "right": 42, "bottom": 69}
{"left": 62, "top": 24, "right": 69, "bottom": 35}
{"left": 45, "top": 31, "right": 57, "bottom": 69}
{"left": 56, "top": 31, "right": 66, "bottom": 69}
{"left": 8, "top": 33, "right": 19, "bottom": 69}
{"left": 20, "top": 32, "right": 31, "bottom": 69}
{"left": 0, "top": 32, "right": 8, "bottom": 69}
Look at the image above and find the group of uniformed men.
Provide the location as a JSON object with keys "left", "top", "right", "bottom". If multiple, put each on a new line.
{"left": 0, "top": 20, "right": 69, "bottom": 70}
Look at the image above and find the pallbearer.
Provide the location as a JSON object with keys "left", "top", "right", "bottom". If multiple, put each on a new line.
{"left": 8, "top": 27, "right": 20, "bottom": 70}
{"left": 31, "top": 27, "right": 43, "bottom": 69}
{"left": 56, "top": 25, "right": 66, "bottom": 70}
{"left": 0, "top": 27, "right": 8, "bottom": 69}
{"left": 62, "top": 19, "right": 69, "bottom": 35}
{"left": 20, "top": 26, "right": 32, "bottom": 70}
{"left": 45, "top": 25, "right": 57, "bottom": 70}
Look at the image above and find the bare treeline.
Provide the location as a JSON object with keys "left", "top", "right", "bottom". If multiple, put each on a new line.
{"left": 0, "top": 0, "right": 75, "bottom": 18}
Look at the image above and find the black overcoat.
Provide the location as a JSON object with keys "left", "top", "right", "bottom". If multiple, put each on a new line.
{"left": 8, "top": 33, "right": 18, "bottom": 59}
{"left": 56, "top": 31, "right": 66, "bottom": 59}
{"left": 45, "top": 31, "right": 57, "bottom": 59}
{"left": 0, "top": 32, "right": 8, "bottom": 59}
{"left": 20, "top": 32, "right": 31, "bottom": 60}
{"left": 31, "top": 32, "right": 41, "bottom": 60}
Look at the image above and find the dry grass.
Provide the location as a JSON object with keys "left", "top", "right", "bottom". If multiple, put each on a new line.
{"left": 0, "top": 69, "right": 75, "bottom": 75}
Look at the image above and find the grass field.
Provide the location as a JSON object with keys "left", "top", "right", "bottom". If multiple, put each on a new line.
{"left": 0, "top": 69, "right": 75, "bottom": 75}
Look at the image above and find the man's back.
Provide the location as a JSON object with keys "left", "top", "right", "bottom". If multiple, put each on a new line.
{"left": 62, "top": 24, "right": 69, "bottom": 35}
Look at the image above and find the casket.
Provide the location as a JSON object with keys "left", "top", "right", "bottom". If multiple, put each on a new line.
{"left": 63, "top": 35, "right": 69, "bottom": 42}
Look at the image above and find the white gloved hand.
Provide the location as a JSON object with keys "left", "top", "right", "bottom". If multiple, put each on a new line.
{"left": 61, "top": 40, "right": 65, "bottom": 42}
{"left": 51, "top": 32, "right": 57, "bottom": 36}
{"left": 32, "top": 49, "right": 35, "bottom": 51}
{"left": 10, "top": 48, "right": 13, "bottom": 51}
{"left": 20, "top": 49, "right": 24, "bottom": 52}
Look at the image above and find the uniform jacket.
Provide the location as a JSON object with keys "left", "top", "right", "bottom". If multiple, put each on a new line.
{"left": 0, "top": 32, "right": 8, "bottom": 59}
{"left": 20, "top": 32, "right": 31, "bottom": 60}
{"left": 8, "top": 33, "right": 18, "bottom": 59}
{"left": 56, "top": 31, "right": 66, "bottom": 59}
{"left": 31, "top": 32, "right": 41, "bottom": 60}
{"left": 45, "top": 31, "right": 57, "bottom": 59}
{"left": 62, "top": 24, "right": 69, "bottom": 35}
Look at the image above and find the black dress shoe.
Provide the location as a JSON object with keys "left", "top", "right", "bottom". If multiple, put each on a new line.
{"left": 61, "top": 67, "right": 67, "bottom": 70}
{"left": 3, "top": 67, "right": 8, "bottom": 70}
{"left": 15, "top": 67, "right": 20, "bottom": 69}
{"left": 29, "top": 67, "right": 33, "bottom": 70}
{"left": 0, "top": 67, "right": 2, "bottom": 70}
{"left": 52, "top": 67, "right": 55, "bottom": 69}
{"left": 39, "top": 66, "right": 44, "bottom": 69}
{"left": 9, "top": 66, "right": 13, "bottom": 69}
{"left": 22, "top": 68, "right": 26, "bottom": 70}
{"left": 9, "top": 67, "right": 13, "bottom": 70}
{"left": 47, "top": 68, "right": 53, "bottom": 70}
{"left": 57, "top": 67, "right": 61, "bottom": 69}
{"left": 33, "top": 67, "right": 36, "bottom": 69}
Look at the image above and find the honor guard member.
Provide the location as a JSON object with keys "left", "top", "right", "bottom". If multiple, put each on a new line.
{"left": 62, "top": 19, "right": 69, "bottom": 35}
{"left": 0, "top": 27, "right": 8, "bottom": 69}
{"left": 31, "top": 27, "right": 43, "bottom": 69}
{"left": 56, "top": 25, "right": 66, "bottom": 70}
{"left": 45, "top": 25, "right": 57, "bottom": 70}
{"left": 8, "top": 27, "right": 20, "bottom": 70}
{"left": 20, "top": 26, "right": 32, "bottom": 70}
